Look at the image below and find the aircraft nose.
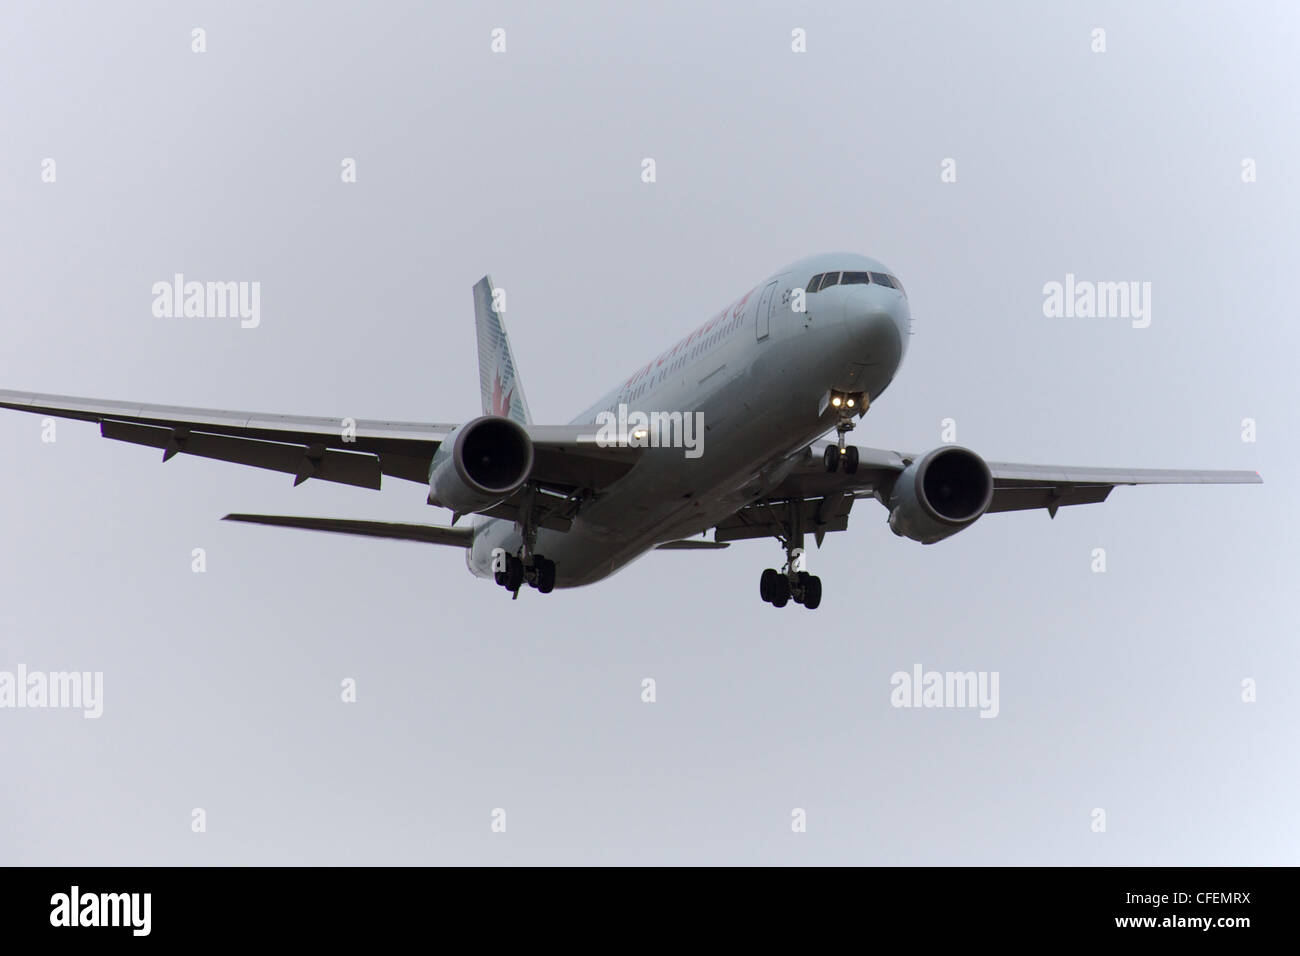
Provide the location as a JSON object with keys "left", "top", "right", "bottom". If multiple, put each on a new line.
{"left": 844, "top": 285, "right": 907, "bottom": 367}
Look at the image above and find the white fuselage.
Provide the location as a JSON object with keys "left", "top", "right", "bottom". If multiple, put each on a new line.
{"left": 466, "top": 253, "right": 911, "bottom": 587}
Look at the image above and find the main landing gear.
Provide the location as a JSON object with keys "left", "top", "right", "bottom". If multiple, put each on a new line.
{"left": 823, "top": 389, "right": 868, "bottom": 474}
{"left": 495, "top": 553, "right": 556, "bottom": 594}
{"left": 494, "top": 491, "right": 557, "bottom": 598}
{"left": 759, "top": 566, "right": 822, "bottom": 609}
{"left": 758, "top": 507, "right": 823, "bottom": 610}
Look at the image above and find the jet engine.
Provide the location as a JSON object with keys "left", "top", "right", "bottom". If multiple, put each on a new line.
{"left": 427, "top": 415, "right": 534, "bottom": 515}
{"left": 886, "top": 446, "right": 994, "bottom": 544}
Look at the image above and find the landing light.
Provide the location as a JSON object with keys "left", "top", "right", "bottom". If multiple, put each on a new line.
{"left": 846, "top": 398, "right": 855, "bottom": 408}
{"left": 631, "top": 428, "right": 648, "bottom": 440}
{"left": 831, "top": 396, "right": 843, "bottom": 407}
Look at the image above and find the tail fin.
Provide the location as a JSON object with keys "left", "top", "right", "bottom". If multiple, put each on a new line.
{"left": 473, "top": 275, "right": 532, "bottom": 425}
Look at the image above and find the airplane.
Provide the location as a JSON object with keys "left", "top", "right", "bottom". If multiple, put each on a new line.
{"left": 0, "top": 253, "right": 1261, "bottom": 608}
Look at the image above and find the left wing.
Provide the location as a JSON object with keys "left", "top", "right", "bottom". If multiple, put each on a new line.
{"left": 979, "top": 459, "right": 1262, "bottom": 516}
{"left": 715, "top": 439, "right": 1260, "bottom": 543}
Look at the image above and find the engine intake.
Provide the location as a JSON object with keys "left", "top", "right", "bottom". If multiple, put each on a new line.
{"left": 427, "top": 415, "right": 534, "bottom": 515}
{"left": 887, "top": 446, "right": 994, "bottom": 544}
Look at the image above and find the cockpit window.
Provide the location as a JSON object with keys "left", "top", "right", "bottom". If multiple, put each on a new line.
{"left": 811, "top": 270, "right": 902, "bottom": 293}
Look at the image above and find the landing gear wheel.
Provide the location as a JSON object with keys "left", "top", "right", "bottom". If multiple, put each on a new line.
{"left": 791, "top": 571, "right": 810, "bottom": 605}
{"left": 769, "top": 573, "right": 790, "bottom": 607}
{"left": 760, "top": 568, "right": 781, "bottom": 603}
{"left": 824, "top": 445, "right": 839, "bottom": 473}
{"left": 843, "top": 445, "right": 859, "bottom": 475}
{"left": 802, "top": 575, "right": 822, "bottom": 609}
{"left": 535, "top": 557, "right": 556, "bottom": 594}
{"left": 504, "top": 555, "right": 524, "bottom": 592}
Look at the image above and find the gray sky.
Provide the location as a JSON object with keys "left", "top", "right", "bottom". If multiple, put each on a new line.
{"left": 1, "top": 0, "right": 1296, "bottom": 864}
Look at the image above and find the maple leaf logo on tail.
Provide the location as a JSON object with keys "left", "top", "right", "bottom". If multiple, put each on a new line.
{"left": 491, "top": 373, "right": 515, "bottom": 419}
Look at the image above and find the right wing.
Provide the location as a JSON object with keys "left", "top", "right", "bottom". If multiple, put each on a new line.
{"left": 0, "top": 389, "right": 642, "bottom": 498}
{"left": 0, "top": 388, "right": 448, "bottom": 489}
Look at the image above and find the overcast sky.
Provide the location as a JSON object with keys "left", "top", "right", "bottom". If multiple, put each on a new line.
{"left": 1, "top": 0, "right": 1296, "bottom": 864}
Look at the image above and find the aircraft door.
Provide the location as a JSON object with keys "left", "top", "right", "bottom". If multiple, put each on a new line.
{"left": 755, "top": 280, "right": 778, "bottom": 341}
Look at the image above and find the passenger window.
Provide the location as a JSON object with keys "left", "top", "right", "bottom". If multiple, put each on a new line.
{"left": 805, "top": 274, "right": 823, "bottom": 293}
{"left": 841, "top": 271, "right": 871, "bottom": 285}
{"left": 817, "top": 272, "right": 841, "bottom": 291}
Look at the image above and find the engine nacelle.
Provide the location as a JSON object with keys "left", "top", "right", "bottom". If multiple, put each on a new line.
{"left": 887, "top": 446, "right": 994, "bottom": 544}
{"left": 427, "top": 415, "right": 534, "bottom": 515}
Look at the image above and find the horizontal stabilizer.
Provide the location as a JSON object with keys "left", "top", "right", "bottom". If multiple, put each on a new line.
{"left": 223, "top": 514, "right": 473, "bottom": 548}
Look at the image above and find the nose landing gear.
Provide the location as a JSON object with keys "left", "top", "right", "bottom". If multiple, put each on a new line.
{"left": 823, "top": 443, "right": 859, "bottom": 475}
{"left": 823, "top": 390, "right": 868, "bottom": 475}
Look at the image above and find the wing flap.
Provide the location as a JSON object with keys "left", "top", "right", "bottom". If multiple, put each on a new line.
{"left": 985, "top": 483, "right": 1113, "bottom": 514}
{"left": 714, "top": 494, "right": 855, "bottom": 543}
{"left": 102, "top": 420, "right": 384, "bottom": 490}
